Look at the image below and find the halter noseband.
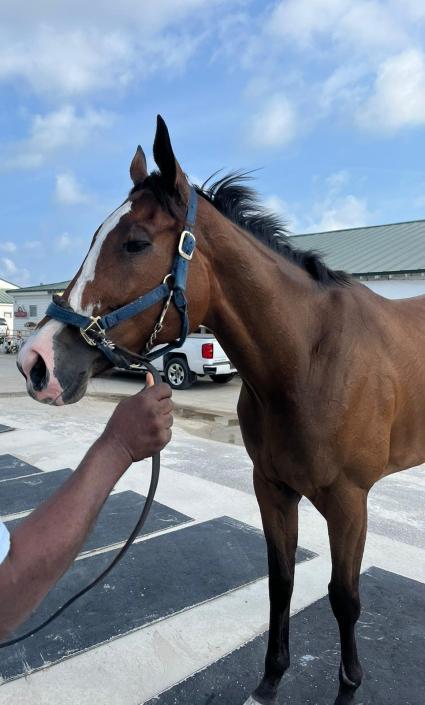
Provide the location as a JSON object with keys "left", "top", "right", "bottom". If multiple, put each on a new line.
{"left": 45, "top": 186, "right": 198, "bottom": 371}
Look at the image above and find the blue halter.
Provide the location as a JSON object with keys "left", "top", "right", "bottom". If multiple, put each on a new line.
{"left": 46, "top": 186, "right": 198, "bottom": 369}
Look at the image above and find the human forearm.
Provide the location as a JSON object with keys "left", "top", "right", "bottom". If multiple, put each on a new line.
{"left": 0, "top": 437, "right": 129, "bottom": 638}
{"left": 0, "top": 376, "right": 172, "bottom": 639}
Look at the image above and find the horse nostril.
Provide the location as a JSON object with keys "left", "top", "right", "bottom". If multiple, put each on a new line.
{"left": 29, "top": 353, "right": 50, "bottom": 392}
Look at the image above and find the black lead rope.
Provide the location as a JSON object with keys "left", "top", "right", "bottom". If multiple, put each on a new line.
{"left": 0, "top": 360, "right": 162, "bottom": 649}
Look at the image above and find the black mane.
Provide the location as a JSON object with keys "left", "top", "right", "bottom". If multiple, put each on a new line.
{"left": 139, "top": 171, "right": 350, "bottom": 287}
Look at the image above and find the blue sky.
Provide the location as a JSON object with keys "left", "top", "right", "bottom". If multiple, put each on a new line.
{"left": 0, "top": 0, "right": 425, "bottom": 286}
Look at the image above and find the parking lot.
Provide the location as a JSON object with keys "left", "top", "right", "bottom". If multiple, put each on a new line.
{"left": 0, "top": 354, "right": 424, "bottom": 704}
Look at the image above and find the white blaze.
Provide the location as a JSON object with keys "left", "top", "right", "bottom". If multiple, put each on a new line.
{"left": 69, "top": 200, "right": 132, "bottom": 314}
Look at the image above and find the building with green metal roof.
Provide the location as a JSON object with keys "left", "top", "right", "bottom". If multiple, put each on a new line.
{"left": 0, "top": 290, "right": 14, "bottom": 306}
{"left": 0, "top": 289, "right": 14, "bottom": 330}
{"left": 0, "top": 285, "right": 16, "bottom": 328}
{"left": 7, "top": 281, "right": 70, "bottom": 294}
{"left": 294, "top": 219, "right": 425, "bottom": 299}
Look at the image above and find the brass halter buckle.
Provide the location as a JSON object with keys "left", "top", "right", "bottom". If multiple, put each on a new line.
{"left": 80, "top": 316, "right": 105, "bottom": 347}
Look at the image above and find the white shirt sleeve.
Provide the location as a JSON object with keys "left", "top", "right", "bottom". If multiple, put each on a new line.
{"left": 0, "top": 521, "right": 10, "bottom": 563}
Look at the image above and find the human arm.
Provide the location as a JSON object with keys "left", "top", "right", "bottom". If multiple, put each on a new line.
{"left": 0, "top": 374, "right": 172, "bottom": 638}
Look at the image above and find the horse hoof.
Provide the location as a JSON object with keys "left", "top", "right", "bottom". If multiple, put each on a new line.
{"left": 243, "top": 696, "right": 276, "bottom": 705}
{"left": 333, "top": 686, "right": 358, "bottom": 705}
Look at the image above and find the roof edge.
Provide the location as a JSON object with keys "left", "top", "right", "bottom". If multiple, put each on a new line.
{"left": 6, "top": 280, "right": 70, "bottom": 294}
{"left": 0, "top": 277, "right": 19, "bottom": 288}
{"left": 293, "top": 217, "right": 425, "bottom": 238}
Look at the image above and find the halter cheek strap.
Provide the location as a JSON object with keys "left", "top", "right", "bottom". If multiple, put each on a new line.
{"left": 45, "top": 186, "right": 198, "bottom": 368}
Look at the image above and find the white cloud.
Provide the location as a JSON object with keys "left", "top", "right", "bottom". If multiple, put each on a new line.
{"left": 250, "top": 95, "right": 297, "bottom": 148}
{"left": 263, "top": 195, "right": 287, "bottom": 214}
{"left": 325, "top": 170, "right": 350, "bottom": 195}
{"left": 0, "top": 1, "right": 219, "bottom": 98}
{"left": 0, "top": 241, "right": 16, "bottom": 253}
{"left": 23, "top": 240, "right": 42, "bottom": 250}
{"left": 357, "top": 49, "right": 425, "bottom": 132}
{"left": 309, "top": 195, "right": 372, "bottom": 232}
{"left": 2, "top": 105, "right": 113, "bottom": 170}
{"left": 300, "top": 171, "right": 375, "bottom": 232}
{"left": 336, "top": 2, "right": 407, "bottom": 53}
{"left": 267, "top": 0, "right": 349, "bottom": 46}
{"left": 55, "top": 172, "right": 89, "bottom": 205}
{"left": 53, "top": 232, "right": 86, "bottom": 254}
{"left": 1, "top": 256, "right": 16, "bottom": 274}
{"left": 55, "top": 233, "right": 73, "bottom": 252}
{"left": 0, "top": 256, "right": 30, "bottom": 285}
{"left": 0, "top": 27, "right": 132, "bottom": 97}
{"left": 280, "top": 171, "right": 376, "bottom": 233}
{"left": 0, "top": 0, "right": 212, "bottom": 34}
{"left": 268, "top": 0, "right": 406, "bottom": 54}
{"left": 401, "top": 0, "right": 425, "bottom": 22}
{"left": 320, "top": 63, "right": 367, "bottom": 114}
{"left": 263, "top": 195, "right": 300, "bottom": 232}
{"left": 261, "top": 0, "right": 425, "bottom": 137}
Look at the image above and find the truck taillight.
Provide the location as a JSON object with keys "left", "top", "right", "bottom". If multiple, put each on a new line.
{"left": 202, "top": 342, "right": 214, "bottom": 359}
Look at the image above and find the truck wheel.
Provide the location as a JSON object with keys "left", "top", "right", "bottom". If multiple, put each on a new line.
{"left": 209, "top": 373, "right": 235, "bottom": 384}
{"left": 165, "top": 357, "right": 195, "bottom": 389}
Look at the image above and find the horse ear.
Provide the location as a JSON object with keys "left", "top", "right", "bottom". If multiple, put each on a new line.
{"left": 153, "top": 115, "right": 187, "bottom": 196}
{"left": 130, "top": 145, "right": 148, "bottom": 186}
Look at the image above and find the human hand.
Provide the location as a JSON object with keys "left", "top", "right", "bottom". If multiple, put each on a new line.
{"left": 101, "top": 373, "right": 173, "bottom": 465}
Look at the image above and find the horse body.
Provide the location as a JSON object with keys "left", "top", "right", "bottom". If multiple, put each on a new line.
{"left": 200, "top": 214, "right": 425, "bottom": 703}
{"left": 17, "top": 117, "right": 424, "bottom": 705}
{"left": 202, "top": 214, "right": 422, "bottom": 487}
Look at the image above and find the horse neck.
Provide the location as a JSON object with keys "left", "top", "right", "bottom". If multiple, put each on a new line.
{"left": 198, "top": 208, "right": 320, "bottom": 392}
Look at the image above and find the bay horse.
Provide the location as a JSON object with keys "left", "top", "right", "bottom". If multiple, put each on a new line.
{"left": 18, "top": 116, "right": 424, "bottom": 705}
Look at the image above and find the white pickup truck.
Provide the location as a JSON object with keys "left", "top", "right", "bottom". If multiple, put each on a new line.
{"left": 152, "top": 326, "right": 236, "bottom": 389}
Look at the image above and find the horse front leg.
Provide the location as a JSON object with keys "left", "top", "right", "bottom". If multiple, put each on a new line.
{"left": 315, "top": 482, "right": 368, "bottom": 705}
{"left": 244, "top": 472, "right": 300, "bottom": 705}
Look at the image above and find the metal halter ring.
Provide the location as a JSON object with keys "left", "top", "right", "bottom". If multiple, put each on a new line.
{"left": 145, "top": 288, "right": 174, "bottom": 352}
{"left": 80, "top": 316, "right": 105, "bottom": 346}
{"left": 163, "top": 273, "right": 174, "bottom": 287}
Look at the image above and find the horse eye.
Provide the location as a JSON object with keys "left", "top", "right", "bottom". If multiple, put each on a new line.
{"left": 123, "top": 240, "right": 150, "bottom": 254}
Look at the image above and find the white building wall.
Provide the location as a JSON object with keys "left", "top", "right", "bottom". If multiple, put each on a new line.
{"left": 0, "top": 302, "right": 13, "bottom": 325}
{"left": 1, "top": 279, "right": 18, "bottom": 329}
{"left": 362, "top": 279, "right": 425, "bottom": 300}
{"left": 11, "top": 292, "right": 54, "bottom": 331}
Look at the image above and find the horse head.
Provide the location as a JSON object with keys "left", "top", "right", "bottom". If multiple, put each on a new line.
{"left": 18, "top": 116, "right": 211, "bottom": 404}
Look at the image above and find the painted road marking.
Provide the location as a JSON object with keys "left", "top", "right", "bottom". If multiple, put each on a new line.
{"left": 5, "top": 489, "right": 193, "bottom": 555}
{"left": 0, "top": 454, "right": 42, "bottom": 481}
{"left": 0, "top": 516, "right": 314, "bottom": 683}
{"left": 0, "top": 468, "right": 72, "bottom": 516}
{"left": 146, "top": 567, "right": 425, "bottom": 705}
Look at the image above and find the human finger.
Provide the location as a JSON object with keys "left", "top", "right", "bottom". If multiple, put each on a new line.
{"left": 145, "top": 372, "right": 154, "bottom": 388}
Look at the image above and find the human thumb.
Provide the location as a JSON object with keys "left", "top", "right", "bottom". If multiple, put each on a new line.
{"left": 145, "top": 372, "right": 154, "bottom": 388}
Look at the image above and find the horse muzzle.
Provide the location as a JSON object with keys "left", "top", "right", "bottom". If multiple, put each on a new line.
{"left": 17, "top": 320, "right": 101, "bottom": 405}
{"left": 17, "top": 320, "right": 64, "bottom": 404}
